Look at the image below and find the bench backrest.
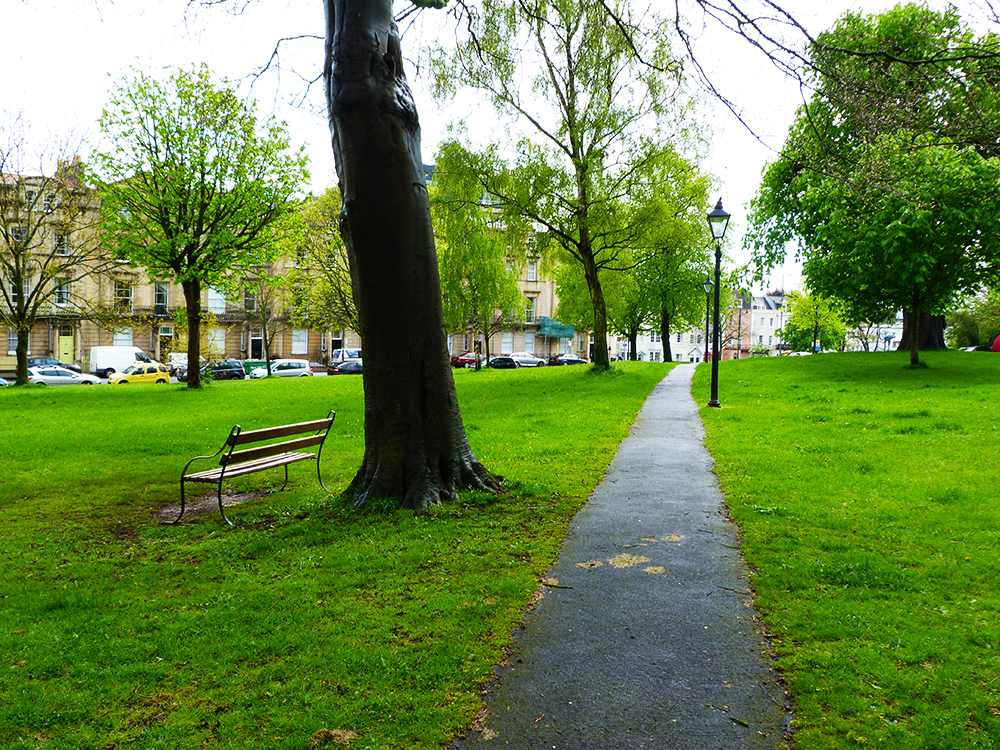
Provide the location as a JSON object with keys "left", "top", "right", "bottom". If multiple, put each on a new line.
{"left": 221, "top": 413, "right": 336, "bottom": 467}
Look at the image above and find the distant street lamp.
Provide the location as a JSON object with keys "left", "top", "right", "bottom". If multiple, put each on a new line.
{"left": 702, "top": 276, "right": 713, "bottom": 364}
{"left": 706, "top": 199, "right": 731, "bottom": 408}
{"left": 736, "top": 289, "right": 746, "bottom": 359}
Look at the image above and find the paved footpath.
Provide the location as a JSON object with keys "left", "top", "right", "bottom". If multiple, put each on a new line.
{"left": 452, "top": 364, "right": 791, "bottom": 749}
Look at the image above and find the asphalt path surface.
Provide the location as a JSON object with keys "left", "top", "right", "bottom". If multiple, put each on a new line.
{"left": 452, "top": 364, "right": 791, "bottom": 749}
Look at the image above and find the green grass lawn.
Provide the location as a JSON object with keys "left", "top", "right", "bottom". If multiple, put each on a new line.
{"left": 695, "top": 351, "right": 1000, "bottom": 749}
{"left": 0, "top": 363, "right": 669, "bottom": 750}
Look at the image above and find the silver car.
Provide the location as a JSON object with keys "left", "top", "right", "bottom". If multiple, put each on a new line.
{"left": 249, "top": 359, "right": 314, "bottom": 378}
{"left": 508, "top": 352, "right": 547, "bottom": 367}
{"left": 28, "top": 366, "right": 102, "bottom": 385}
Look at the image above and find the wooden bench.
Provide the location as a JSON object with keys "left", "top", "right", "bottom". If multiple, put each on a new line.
{"left": 165, "top": 411, "right": 336, "bottom": 526}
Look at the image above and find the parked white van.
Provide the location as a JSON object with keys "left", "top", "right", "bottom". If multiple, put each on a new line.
{"left": 89, "top": 346, "right": 156, "bottom": 379}
{"left": 331, "top": 348, "right": 362, "bottom": 364}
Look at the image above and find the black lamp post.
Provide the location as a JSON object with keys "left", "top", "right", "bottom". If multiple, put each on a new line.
{"left": 706, "top": 198, "right": 730, "bottom": 408}
{"left": 702, "top": 276, "right": 713, "bottom": 364}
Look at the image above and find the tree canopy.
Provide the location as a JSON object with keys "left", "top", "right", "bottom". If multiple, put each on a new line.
{"left": 746, "top": 4, "right": 1000, "bottom": 366}
{"left": 432, "top": 0, "right": 686, "bottom": 370}
{"left": 92, "top": 64, "right": 309, "bottom": 387}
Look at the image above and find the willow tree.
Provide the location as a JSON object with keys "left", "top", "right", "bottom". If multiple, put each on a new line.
{"left": 431, "top": 139, "right": 527, "bottom": 368}
{"left": 431, "top": 0, "right": 684, "bottom": 371}
{"left": 324, "top": 0, "right": 496, "bottom": 509}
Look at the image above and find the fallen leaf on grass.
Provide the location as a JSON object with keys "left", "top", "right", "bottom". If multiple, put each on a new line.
{"left": 311, "top": 728, "right": 359, "bottom": 747}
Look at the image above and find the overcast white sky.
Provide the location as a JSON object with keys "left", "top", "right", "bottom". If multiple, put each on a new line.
{"left": 2, "top": 0, "right": 969, "bottom": 293}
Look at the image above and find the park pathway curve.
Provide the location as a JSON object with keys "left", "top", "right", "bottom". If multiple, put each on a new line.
{"left": 451, "top": 363, "right": 792, "bottom": 749}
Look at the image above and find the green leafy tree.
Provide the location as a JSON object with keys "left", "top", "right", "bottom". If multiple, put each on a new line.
{"left": 432, "top": 0, "right": 683, "bottom": 371}
{"left": 92, "top": 64, "right": 309, "bottom": 388}
{"left": 747, "top": 5, "right": 1000, "bottom": 367}
{"left": 431, "top": 140, "right": 527, "bottom": 368}
{"left": 782, "top": 291, "right": 846, "bottom": 353}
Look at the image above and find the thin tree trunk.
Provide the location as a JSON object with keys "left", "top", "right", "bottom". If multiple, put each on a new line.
{"left": 582, "top": 248, "right": 610, "bottom": 369}
{"left": 15, "top": 324, "right": 29, "bottom": 385}
{"left": 325, "top": 0, "right": 496, "bottom": 510}
{"left": 660, "top": 308, "right": 672, "bottom": 362}
{"left": 182, "top": 278, "right": 202, "bottom": 389}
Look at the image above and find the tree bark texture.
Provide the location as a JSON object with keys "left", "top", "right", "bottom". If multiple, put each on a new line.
{"left": 182, "top": 278, "right": 203, "bottom": 389}
{"left": 324, "top": 0, "right": 496, "bottom": 509}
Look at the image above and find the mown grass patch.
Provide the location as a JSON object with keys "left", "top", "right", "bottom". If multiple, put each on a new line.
{"left": 0, "top": 362, "right": 669, "bottom": 749}
{"left": 696, "top": 351, "right": 1000, "bottom": 749}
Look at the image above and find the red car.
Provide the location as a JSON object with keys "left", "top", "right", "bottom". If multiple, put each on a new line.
{"left": 450, "top": 352, "right": 480, "bottom": 368}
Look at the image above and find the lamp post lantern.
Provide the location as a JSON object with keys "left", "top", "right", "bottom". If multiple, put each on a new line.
{"left": 702, "top": 276, "right": 713, "bottom": 364}
{"left": 706, "top": 199, "right": 730, "bottom": 408}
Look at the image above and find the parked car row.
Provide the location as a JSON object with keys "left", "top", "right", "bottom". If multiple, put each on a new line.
{"left": 452, "top": 351, "right": 588, "bottom": 369}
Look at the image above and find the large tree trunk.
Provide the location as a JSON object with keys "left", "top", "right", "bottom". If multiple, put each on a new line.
{"left": 898, "top": 307, "right": 946, "bottom": 359}
{"left": 325, "top": 0, "right": 496, "bottom": 510}
{"left": 182, "top": 278, "right": 202, "bottom": 389}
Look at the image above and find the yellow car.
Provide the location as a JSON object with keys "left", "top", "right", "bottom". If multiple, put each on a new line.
{"left": 110, "top": 363, "right": 171, "bottom": 385}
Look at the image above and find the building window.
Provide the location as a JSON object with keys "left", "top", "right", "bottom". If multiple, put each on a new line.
{"left": 759, "top": 335, "right": 764, "bottom": 344}
{"left": 24, "top": 190, "right": 36, "bottom": 210}
{"left": 676, "top": 333, "right": 682, "bottom": 343}
{"left": 208, "top": 287, "right": 226, "bottom": 314}
{"left": 650, "top": 332, "right": 661, "bottom": 343}
{"left": 525, "top": 297, "right": 536, "bottom": 324}
{"left": 43, "top": 193, "right": 55, "bottom": 212}
{"left": 769, "top": 336, "right": 773, "bottom": 346}
{"left": 650, "top": 350, "right": 662, "bottom": 362}
{"left": 113, "top": 327, "right": 133, "bottom": 346}
{"left": 154, "top": 283, "right": 169, "bottom": 315}
{"left": 7, "top": 329, "right": 18, "bottom": 354}
{"left": 208, "top": 327, "right": 226, "bottom": 356}
{"left": 501, "top": 331, "right": 513, "bottom": 354}
{"left": 114, "top": 281, "right": 133, "bottom": 313}
{"left": 11, "top": 226, "right": 26, "bottom": 247}
{"left": 54, "top": 231, "right": 70, "bottom": 255}
{"left": 55, "top": 279, "right": 71, "bottom": 305}
{"left": 244, "top": 288, "right": 257, "bottom": 312}
{"left": 527, "top": 259, "right": 538, "bottom": 282}
{"left": 292, "top": 328, "right": 308, "bottom": 355}
{"left": 524, "top": 331, "right": 535, "bottom": 354}
{"left": 769, "top": 317, "right": 774, "bottom": 326}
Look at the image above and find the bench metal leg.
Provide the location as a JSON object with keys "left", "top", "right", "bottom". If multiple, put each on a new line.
{"left": 162, "top": 481, "right": 188, "bottom": 525}
{"left": 218, "top": 476, "right": 234, "bottom": 526}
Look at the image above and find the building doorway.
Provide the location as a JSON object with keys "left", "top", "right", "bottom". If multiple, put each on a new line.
{"left": 250, "top": 328, "right": 263, "bottom": 359}
{"left": 58, "top": 325, "right": 74, "bottom": 364}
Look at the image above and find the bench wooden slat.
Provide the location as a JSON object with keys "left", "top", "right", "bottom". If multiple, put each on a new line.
{"left": 232, "top": 418, "right": 334, "bottom": 446}
{"left": 222, "top": 433, "right": 326, "bottom": 466}
{"left": 185, "top": 452, "right": 315, "bottom": 482}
